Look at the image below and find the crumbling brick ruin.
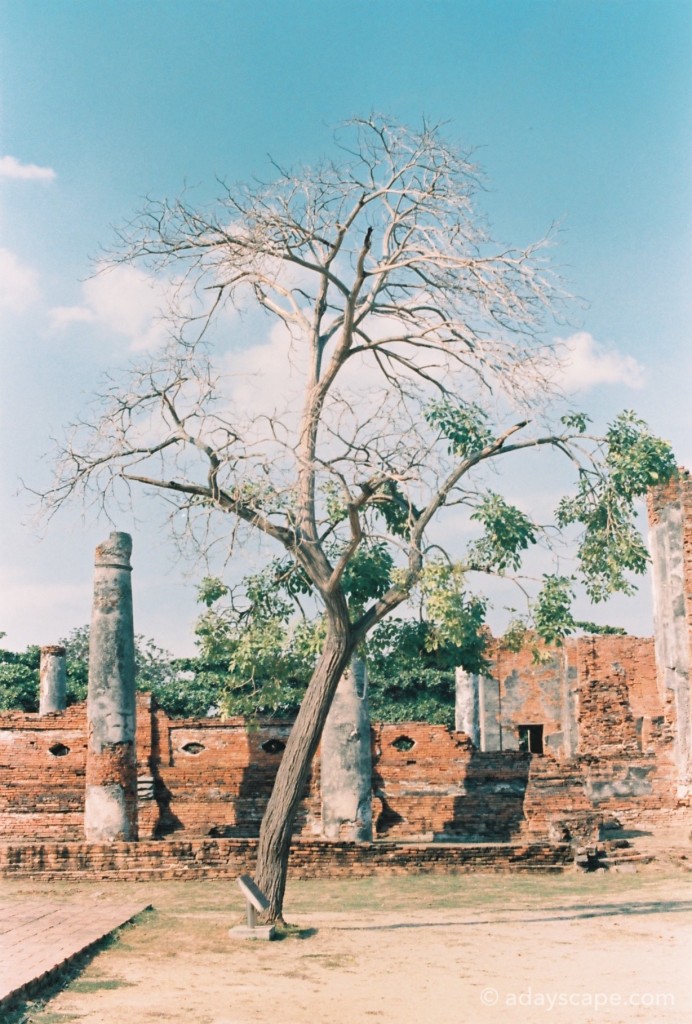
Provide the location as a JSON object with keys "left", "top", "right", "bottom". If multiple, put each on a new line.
{"left": 1, "top": 474, "right": 690, "bottom": 878}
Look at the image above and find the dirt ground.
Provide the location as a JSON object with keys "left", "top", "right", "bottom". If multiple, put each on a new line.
{"left": 7, "top": 868, "right": 692, "bottom": 1024}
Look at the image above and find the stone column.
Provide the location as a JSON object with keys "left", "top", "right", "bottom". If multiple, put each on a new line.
{"left": 84, "top": 532, "right": 138, "bottom": 842}
{"left": 39, "top": 645, "right": 67, "bottom": 714}
{"left": 455, "top": 667, "right": 480, "bottom": 747}
{"left": 648, "top": 477, "right": 692, "bottom": 796}
{"left": 560, "top": 648, "right": 578, "bottom": 759}
{"left": 320, "top": 654, "right": 373, "bottom": 841}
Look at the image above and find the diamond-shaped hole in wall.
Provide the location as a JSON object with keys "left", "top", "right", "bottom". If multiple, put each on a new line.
{"left": 261, "top": 738, "right": 286, "bottom": 754}
{"left": 181, "top": 742, "right": 205, "bottom": 755}
{"left": 391, "top": 735, "right": 415, "bottom": 752}
{"left": 48, "top": 742, "right": 70, "bottom": 757}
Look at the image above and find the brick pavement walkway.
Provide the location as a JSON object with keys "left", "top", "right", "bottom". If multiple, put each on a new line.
{"left": 0, "top": 899, "right": 151, "bottom": 1009}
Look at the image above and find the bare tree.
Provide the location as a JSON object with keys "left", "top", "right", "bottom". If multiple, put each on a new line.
{"left": 40, "top": 117, "right": 674, "bottom": 921}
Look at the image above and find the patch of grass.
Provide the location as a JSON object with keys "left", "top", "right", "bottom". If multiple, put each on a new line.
{"left": 69, "top": 977, "right": 131, "bottom": 993}
{"left": 301, "top": 953, "right": 356, "bottom": 969}
{"left": 273, "top": 922, "right": 318, "bottom": 940}
{"left": 25, "top": 1014, "right": 75, "bottom": 1024}
{"left": 281, "top": 866, "right": 690, "bottom": 914}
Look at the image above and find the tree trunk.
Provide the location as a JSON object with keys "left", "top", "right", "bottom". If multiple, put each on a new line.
{"left": 254, "top": 609, "right": 354, "bottom": 922}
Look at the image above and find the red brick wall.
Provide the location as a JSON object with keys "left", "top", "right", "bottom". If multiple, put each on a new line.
{"left": 143, "top": 710, "right": 317, "bottom": 839}
{"left": 0, "top": 683, "right": 679, "bottom": 849}
{"left": 486, "top": 641, "right": 576, "bottom": 755}
{"left": 575, "top": 635, "right": 663, "bottom": 756}
{"left": 0, "top": 704, "right": 87, "bottom": 840}
{"left": 0, "top": 837, "right": 573, "bottom": 881}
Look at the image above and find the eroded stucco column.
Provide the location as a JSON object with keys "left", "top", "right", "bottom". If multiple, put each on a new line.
{"left": 455, "top": 667, "right": 480, "bottom": 747}
{"left": 39, "top": 645, "right": 66, "bottom": 715}
{"left": 649, "top": 479, "right": 692, "bottom": 795}
{"left": 560, "top": 648, "right": 579, "bottom": 759}
{"left": 84, "top": 532, "right": 138, "bottom": 841}
{"left": 320, "top": 654, "right": 373, "bottom": 841}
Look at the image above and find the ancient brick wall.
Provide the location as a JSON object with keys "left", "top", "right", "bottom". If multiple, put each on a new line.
{"left": 370, "top": 718, "right": 676, "bottom": 845}
{"left": 480, "top": 635, "right": 668, "bottom": 762}
{"left": 0, "top": 619, "right": 680, "bottom": 850}
{"left": 0, "top": 684, "right": 679, "bottom": 849}
{"left": 0, "top": 704, "right": 87, "bottom": 840}
{"left": 484, "top": 642, "right": 578, "bottom": 756}
{"left": 142, "top": 709, "right": 318, "bottom": 840}
{"left": 0, "top": 836, "right": 573, "bottom": 881}
{"left": 574, "top": 635, "right": 665, "bottom": 756}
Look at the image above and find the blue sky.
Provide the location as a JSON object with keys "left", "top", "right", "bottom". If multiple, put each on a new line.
{"left": 1, "top": 0, "right": 690, "bottom": 655}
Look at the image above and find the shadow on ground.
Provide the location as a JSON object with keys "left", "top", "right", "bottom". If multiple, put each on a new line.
{"left": 330, "top": 898, "right": 692, "bottom": 931}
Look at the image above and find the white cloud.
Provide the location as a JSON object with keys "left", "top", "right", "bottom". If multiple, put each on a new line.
{"left": 0, "top": 248, "right": 40, "bottom": 315}
{"left": 48, "top": 305, "right": 96, "bottom": 329}
{"left": 49, "top": 265, "right": 176, "bottom": 350}
{"left": 0, "top": 155, "right": 56, "bottom": 181}
{"left": 556, "top": 332, "right": 646, "bottom": 391}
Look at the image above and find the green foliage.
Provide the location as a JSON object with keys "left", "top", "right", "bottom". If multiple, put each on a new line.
{"left": 0, "top": 627, "right": 206, "bottom": 717}
{"left": 0, "top": 645, "right": 40, "bottom": 711}
{"left": 468, "top": 492, "right": 537, "bottom": 572}
{"left": 366, "top": 618, "right": 483, "bottom": 728}
{"left": 574, "top": 620, "right": 627, "bottom": 636}
{"left": 499, "top": 604, "right": 626, "bottom": 662}
{"left": 556, "top": 414, "right": 676, "bottom": 602}
{"left": 147, "top": 660, "right": 225, "bottom": 718}
{"left": 61, "top": 625, "right": 180, "bottom": 707}
{"left": 323, "top": 480, "right": 347, "bottom": 526}
{"left": 222, "top": 615, "right": 310, "bottom": 718}
{"left": 606, "top": 411, "right": 677, "bottom": 500}
{"left": 501, "top": 618, "right": 529, "bottom": 653}
{"left": 184, "top": 577, "right": 316, "bottom": 719}
{"left": 341, "top": 542, "right": 394, "bottom": 613}
{"left": 181, "top": 564, "right": 490, "bottom": 725}
{"left": 269, "top": 560, "right": 314, "bottom": 599}
{"left": 560, "top": 411, "right": 590, "bottom": 434}
{"left": 197, "top": 576, "right": 230, "bottom": 607}
{"left": 533, "top": 575, "right": 576, "bottom": 645}
{"left": 424, "top": 399, "right": 493, "bottom": 458}
{"left": 418, "top": 561, "right": 488, "bottom": 657}
{"left": 372, "top": 481, "right": 418, "bottom": 539}
{"left": 4, "top": 406, "right": 669, "bottom": 720}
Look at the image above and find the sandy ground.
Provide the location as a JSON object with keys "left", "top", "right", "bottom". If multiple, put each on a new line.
{"left": 13, "top": 872, "right": 692, "bottom": 1024}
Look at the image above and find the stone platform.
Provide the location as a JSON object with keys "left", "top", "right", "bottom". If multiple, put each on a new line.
{"left": 0, "top": 837, "right": 573, "bottom": 882}
{"left": 0, "top": 899, "right": 150, "bottom": 1010}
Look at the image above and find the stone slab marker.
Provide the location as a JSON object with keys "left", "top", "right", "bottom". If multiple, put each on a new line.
{"left": 321, "top": 654, "right": 373, "bottom": 841}
{"left": 39, "top": 645, "right": 66, "bottom": 715}
{"left": 84, "top": 532, "right": 138, "bottom": 842}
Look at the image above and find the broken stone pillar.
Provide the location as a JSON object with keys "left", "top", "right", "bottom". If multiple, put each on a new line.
{"left": 454, "top": 667, "right": 480, "bottom": 747}
{"left": 478, "top": 673, "right": 503, "bottom": 751}
{"left": 648, "top": 475, "right": 692, "bottom": 797}
{"left": 560, "top": 648, "right": 579, "bottom": 759}
{"left": 84, "top": 532, "right": 138, "bottom": 842}
{"left": 321, "top": 654, "right": 373, "bottom": 841}
{"left": 39, "top": 645, "right": 67, "bottom": 715}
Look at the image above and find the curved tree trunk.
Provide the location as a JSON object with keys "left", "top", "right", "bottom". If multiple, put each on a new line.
{"left": 254, "top": 607, "right": 354, "bottom": 922}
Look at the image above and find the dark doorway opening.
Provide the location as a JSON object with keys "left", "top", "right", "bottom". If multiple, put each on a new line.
{"left": 518, "top": 724, "right": 544, "bottom": 755}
